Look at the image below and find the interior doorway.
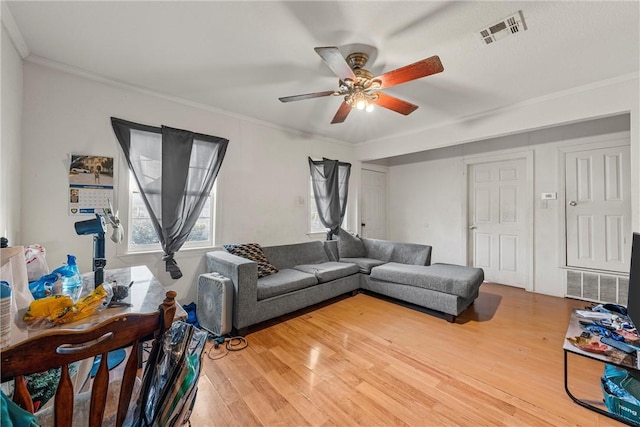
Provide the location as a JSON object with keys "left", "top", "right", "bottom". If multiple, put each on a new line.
{"left": 565, "top": 145, "right": 631, "bottom": 273}
{"left": 360, "top": 168, "right": 387, "bottom": 239}
{"left": 467, "top": 156, "right": 531, "bottom": 288}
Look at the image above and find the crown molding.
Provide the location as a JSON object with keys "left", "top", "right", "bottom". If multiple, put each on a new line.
{"left": 358, "top": 72, "right": 639, "bottom": 147}
{"left": 1, "top": 2, "right": 29, "bottom": 59}
{"left": 25, "top": 54, "right": 353, "bottom": 148}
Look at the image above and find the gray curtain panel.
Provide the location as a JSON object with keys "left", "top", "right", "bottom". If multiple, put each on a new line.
{"left": 308, "top": 157, "right": 351, "bottom": 240}
{"left": 111, "top": 117, "right": 228, "bottom": 279}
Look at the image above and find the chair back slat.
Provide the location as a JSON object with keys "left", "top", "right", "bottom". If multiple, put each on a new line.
{"left": 116, "top": 338, "right": 141, "bottom": 425}
{"left": 12, "top": 375, "right": 34, "bottom": 412}
{"left": 0, "top": 290, "right": 177, "bottom": 427}
{"left": 55, "top": 364, "right": 74, "bottom": 427}
{"left": 89, "top": 351, "right": 110, "bottom": 426}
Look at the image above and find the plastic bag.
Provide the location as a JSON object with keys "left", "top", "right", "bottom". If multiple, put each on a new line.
{"left": 2, "top": 249, "right": 34, "bottom": 313}
{"left": 131, "top": 321, "right": 206, "bottom": 426}
{"left": 24, "top": 245, "right": 49, "bottom": 282}
{"left": 1, "top": 389, "right": 39, "bottom": 427}
{"left": 27, "top": 273, "right": 59, "bottom": 299}
{"left": 23, "top": 285, "right": 109, "bottom": 328}
{"left": 51, "top": 255, "right": 83, "bottom": 302}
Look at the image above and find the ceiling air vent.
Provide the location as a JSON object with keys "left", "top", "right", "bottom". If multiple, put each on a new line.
{"left": 478, "top": 10, "right": 527, "bottom": 45}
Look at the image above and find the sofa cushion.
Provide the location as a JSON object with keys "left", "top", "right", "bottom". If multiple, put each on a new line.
{"left": 294, "top": 261, "right": 359, "bottom": 283}
{"left": 337, "top": 228, "right": 365, "bottom": 258}
{"left": 388, "top": 242, "right": 432, "bottom": 265}
{"left": 339, "top": 257, "right": 387, "bottom": 274}
{"left": 224, "top": 243, "right": 278, "bottom": 278}
{"left": 362, "top": 239, "right": 431, "bottom": 265}
{"left": 370, "top": 262, "right": 483, "bottom": 299}
{"left": 323, "top": 240, "right": 340, "bottom": 262}
{"left": 257, "top": 269, "right": 318, "bottom": 300}
{"left": 262, "top": 241, "right": 330, "bottom": 270}
{"left": 360, "top": 239, "right": 395, "bottom": 262}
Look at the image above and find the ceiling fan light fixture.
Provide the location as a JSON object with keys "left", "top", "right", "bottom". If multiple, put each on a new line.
{"left": 346, "top": 90, "right": 377, "bottom": 112}
{"left": 279, "top": 47, "right": 443, "bottom": 123}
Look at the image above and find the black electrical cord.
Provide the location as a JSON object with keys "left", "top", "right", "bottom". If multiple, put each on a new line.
{"left": 206, "top": 335, "right": 248, "bottom": 360}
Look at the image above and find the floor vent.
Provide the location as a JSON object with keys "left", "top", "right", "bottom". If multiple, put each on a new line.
{"left": 566, "top": 269, "right": 629, "bottom": 305}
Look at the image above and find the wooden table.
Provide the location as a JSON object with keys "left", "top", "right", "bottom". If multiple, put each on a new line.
{"left": 563, "top": 309, "right": 640, "bottom": 426}
{"left": 4, "top": 265, "right": 186, "bottom": 349}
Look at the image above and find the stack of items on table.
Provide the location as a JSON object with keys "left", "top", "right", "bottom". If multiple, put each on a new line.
{"left": 584, "top": 303, "right": 640, "bottom": 424}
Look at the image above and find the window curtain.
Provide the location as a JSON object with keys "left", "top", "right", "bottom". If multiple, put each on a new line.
{"left": 308, "top": 157, "right": 351, "bottom": 240}
{"left": 111, "top": 117, "right": 229, "bottom": 279}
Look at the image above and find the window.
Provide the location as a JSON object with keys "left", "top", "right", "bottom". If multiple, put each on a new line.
{"left": 308, "top": 177, "right": 346, "bottom": 234}
{"left": 128, "top": 173, "right": 216, "bottom": 252}
{"left": 309, "top": 178, "right": 326, "bottom": 234}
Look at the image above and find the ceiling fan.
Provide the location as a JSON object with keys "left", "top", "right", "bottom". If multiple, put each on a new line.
{"left": 279, "top": 46, "right": 444, "bottom": 124}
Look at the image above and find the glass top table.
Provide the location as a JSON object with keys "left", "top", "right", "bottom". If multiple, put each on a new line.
{"left": 4, "top": 265, "right": 187, "bottom": 349}
{"left": 564, "top": 309, "right": 640, "bottom": 426}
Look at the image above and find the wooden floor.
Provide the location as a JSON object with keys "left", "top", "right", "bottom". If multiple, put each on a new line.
{"left": 189, "top": 284, "right": 627, "bottom": 426}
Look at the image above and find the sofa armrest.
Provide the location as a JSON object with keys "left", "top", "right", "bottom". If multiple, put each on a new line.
{"left": 206, "top": 251, "right": 259, "bottom": 329}
{"left": 361, "top": 238, "right": 432, "bottom": 266}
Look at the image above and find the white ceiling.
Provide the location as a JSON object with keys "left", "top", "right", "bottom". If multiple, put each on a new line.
{"left": 5, "top": 1, "right": 639, "bottom": 144}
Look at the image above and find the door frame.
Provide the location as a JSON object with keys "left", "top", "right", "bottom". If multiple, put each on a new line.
{"left": 463, "top": 151, "right": 534, "bottom": 291}
{"left": 359, "top": 164, "right": 389, "bottom": 238}
{"left": 557, "top": 133, "right": 631, "bottom": 272}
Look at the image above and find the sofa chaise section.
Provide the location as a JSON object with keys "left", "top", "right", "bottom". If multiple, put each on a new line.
{"left": 365, "top": 262, "right": 484, "bottom": 322}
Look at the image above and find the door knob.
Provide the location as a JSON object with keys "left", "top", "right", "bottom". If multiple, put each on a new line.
{"left": 469, "top": 225, "right": 477, "bottom": 230}
{"left": 569, "top": 201, "right": 577, "bottom": 206}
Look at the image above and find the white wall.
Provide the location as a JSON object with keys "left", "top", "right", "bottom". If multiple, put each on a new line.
{"left": 13, "top": 55, "right": 639, "bottom": 304}
{"left": 356, "top": 76, "right": 638, "bottom": 160}
{"left": 356, "top": 73, "right": 638, "bottom": 298}
{"left": 356, "top": 75, "right": 640, "bottom": 229}
{"left": 20, "top": 61, "right": 355, "bottom": 304}
{"left": 383, "top": 115, "right": 631, "bottom": 297}
{"left": 0, "top": 26, "right": 23, "bottom": 246}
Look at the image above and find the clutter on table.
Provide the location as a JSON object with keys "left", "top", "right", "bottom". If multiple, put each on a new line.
{"left": 23, "top": 284, "right": 109, "bottom": 328}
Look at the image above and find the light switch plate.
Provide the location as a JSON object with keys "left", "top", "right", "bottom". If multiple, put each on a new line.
{"left": 541, "top": 192, "right": 557, "bottom": 200}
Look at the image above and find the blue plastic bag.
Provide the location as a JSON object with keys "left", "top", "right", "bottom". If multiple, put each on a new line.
{"left": 182, "top": 302, "right": 200, "bottom": 328}
{"left": 1, "top": 390, "right": 39, "bottom": 427}
{"left": 51, "top": 255, "right": 83, "bottom": 302}
{"left": 28, "top": 273, "right": 59, "bottom": 299}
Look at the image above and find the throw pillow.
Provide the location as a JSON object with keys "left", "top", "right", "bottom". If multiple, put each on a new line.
{"left": 337, "top": 228, "right": 365, "bottom": 258}
{"left": 223, "top": 243, "right": 279, "bottom": 278}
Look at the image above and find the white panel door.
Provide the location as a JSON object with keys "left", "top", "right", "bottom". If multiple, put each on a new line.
{"left": 566, "top": 146, "right": 631, "bottom": 272}
{"left": 361, "top": 169, "right": 387, "bottom": 239}
{"left": 468, "top": 159, "right": 528, "bottom": 287}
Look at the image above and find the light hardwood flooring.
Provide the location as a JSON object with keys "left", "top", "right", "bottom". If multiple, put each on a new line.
{"left": 189, "top": 284, "right": 627, "bottom": 426}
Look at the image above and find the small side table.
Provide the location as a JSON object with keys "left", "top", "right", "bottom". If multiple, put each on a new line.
{"left": 564, "top": 309, "right": 640, "bottom": 426}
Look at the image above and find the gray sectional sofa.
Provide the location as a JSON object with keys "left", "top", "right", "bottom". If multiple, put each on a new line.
{"left": 205, "top": 232, "right": 484, "bottom": 334}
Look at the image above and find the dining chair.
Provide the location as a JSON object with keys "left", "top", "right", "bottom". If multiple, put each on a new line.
{"left": 1, "top": 290, "right": 177, "bottom": 427}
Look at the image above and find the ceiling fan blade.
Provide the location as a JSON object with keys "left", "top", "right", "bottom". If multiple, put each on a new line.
{"left": 331, "top": 101, "right": 352, "bottom": 124}
{"left": 374, "top": 92, "right": 419, "bottom": 115}
{"left": 314, "top": 47, "right": 357, "bottom": 82}
{"left": 279, "top": 90, "right": 336, "bottom": 103}
{"left": 375, "top": 55, "right": 444, "bottom": 89}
